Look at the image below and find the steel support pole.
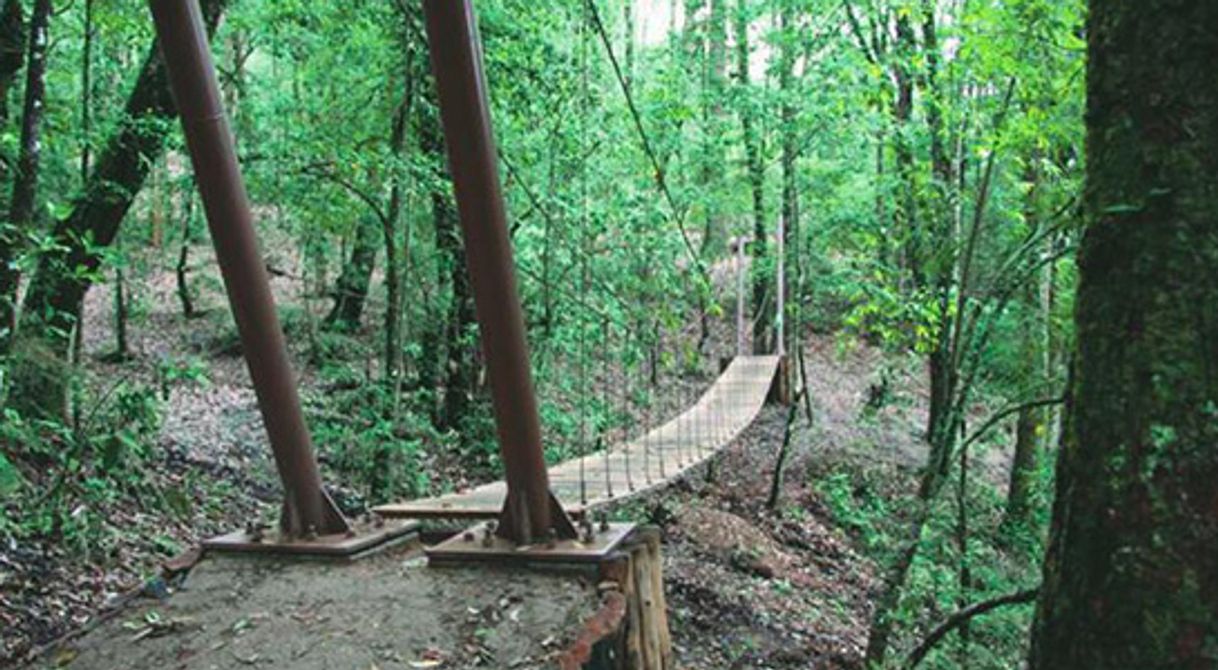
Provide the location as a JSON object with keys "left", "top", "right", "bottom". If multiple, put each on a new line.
{"left": 150, "top": 0, "right": 347, "bottom": 539}
{"left": 422, "top": 0, "right": 575, "bottom": 545}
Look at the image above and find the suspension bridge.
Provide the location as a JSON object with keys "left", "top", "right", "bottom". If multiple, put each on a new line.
{"left": 376, "top": 355, "right": 782, "bottom": 522}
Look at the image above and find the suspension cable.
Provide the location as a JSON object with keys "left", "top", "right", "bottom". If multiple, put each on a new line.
{"left": 577, "top": 0, "right": 590, "bottom": 507}
{"left": 584, "top": 0, "right": 708, "bottom": 288}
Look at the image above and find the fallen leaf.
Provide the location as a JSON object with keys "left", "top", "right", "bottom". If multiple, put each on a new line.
{"left": 53, "top": 648, "right": 78, "bottom": 666}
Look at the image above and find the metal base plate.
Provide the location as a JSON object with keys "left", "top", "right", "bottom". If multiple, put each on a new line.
{"left": 203, "top": 519, "right": 419, "bottom": 559}
{"left": 427, "top": 522, "right": 636, "bottom": 566}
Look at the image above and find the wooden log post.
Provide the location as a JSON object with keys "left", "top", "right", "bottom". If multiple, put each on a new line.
{"left": 565, "top": 527, "right": 673, "bottom": 669}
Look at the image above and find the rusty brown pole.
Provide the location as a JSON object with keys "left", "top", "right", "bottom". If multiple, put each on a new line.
{"left": 149, "top": 0, "right": 348, "bottom": 539}
{"left": 422, "top": 0, "right": 575, "bottom": 544}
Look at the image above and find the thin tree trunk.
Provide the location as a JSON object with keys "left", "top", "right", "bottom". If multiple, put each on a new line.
{"left": 0, "top": 0, "right": 23, "bottom": 129}
{"left": 699, "top": 0, "right": 727, "bottom": 254}
{"left": 623, "top": 0, "right": 634, "bottom": 86}
{"left": 733, "top": 0, "right": 768, "bottom": 354}
{"left": 1004, "top": 392, "right": 1041, "bottom": 530}
{"left": 954, "top": 421, "right": 971, "bottom": 666}
{"left": 1003, "top": 160, "right": 1045, "bottom": 534}
{"left": 382, "top": 60, "right": 413, "bottom": 382}
{"left": 418, "top": 84, "right": 475, "bottom": 431}
{"left": 79, "top": 0, "right": 93, "bottom": 184}
{"left": 892, "top": 10, "right": 918, "bottom": 292}
{"left": 866, "top": 503, "right": 933, "bottom": 666}
{"left": 437, "top": 189, "right": 476, "bottom": 432}
{"left": 778, "top": 0, "right": 795, "bottom": 356}
{"left": 922, "top": 0, "right": 956, "bottom": 460}
{"left": 149, "top": 158, "right": 164, "bottom": 247}
{"left": 874, "top": 126, "right": 888, "bottom": 270}
{"left": 767, "top": 388, "right": 805, "bottom": 510}
{"left": 176, "top": 188, "right": 195, "bottom": 319}
{"left": 112, "top": 238, "right": 129, "bottom": 360}
{"left": 0, "top": 0, "right": 49, "bottom": 352}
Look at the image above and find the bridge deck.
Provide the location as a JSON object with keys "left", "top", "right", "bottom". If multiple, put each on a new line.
{"left": 375, "top": 355, "right": 781, "bottom": 521}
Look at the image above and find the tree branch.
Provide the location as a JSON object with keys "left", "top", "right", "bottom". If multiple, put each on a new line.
{"left": 299, "top": 163, "right": 390, "bottom": 228}
{"left": 959, "top": 396, "right": 1064, "bottom": 452}
{"left": 842, "top": 0, "right": 879, "bottom": 65}
{"left": 906, "top": 588, "right": 1040, "bottom": 669}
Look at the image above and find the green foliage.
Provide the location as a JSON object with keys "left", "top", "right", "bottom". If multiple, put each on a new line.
{"left": 0, "top": 378, "right": 171, "bottom": 552}
{"left": 309, "top": 363, "right": 435, "bottom": 504}
{"left": 155, "top": 355, "right": 210, "bottom": 400}
{"left": 818, "top": 470, "right": 895, "bottom": 556}
{"left": 816, "top": 460, "right": 1042, "bottom": 669}
{"left": 0, "top": 449, "right": 21, "bottom": 495}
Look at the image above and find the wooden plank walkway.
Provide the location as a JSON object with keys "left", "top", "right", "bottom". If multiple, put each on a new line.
{"left": 375, "top": 355, "right": 781, "bottom": 520}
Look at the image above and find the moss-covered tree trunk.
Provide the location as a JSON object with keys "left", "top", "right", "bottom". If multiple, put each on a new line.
{"left": 325, "top": 215, "right": 378, "bottom": 331}
{"left": 1029, "top": 2, "right": 1218, "bottom": 667}
{"left": 7, "top": 0, "right": 229, "bottom": 419}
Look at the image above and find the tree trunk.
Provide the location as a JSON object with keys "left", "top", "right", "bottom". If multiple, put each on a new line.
{"left": 418, "top": 92, "right": 476, "bottom": 431}
{"left": 381, "top": 61, "right": 413, "bottom": 382}
{"left": 699, "top": 0, "right": 727, "bottom": 254}
{"left": 111, "top": 239, "right": 129, "bottom": 360}
{"left": 922, "top": 0, "right": 961, "bottom": 534}
{"left": 865, "top": 503, "right": 932, "bottom": 666}
{"left": 325, "top": 215, "right": 378, "bottom": 331}
{"left": 1003, "top": 160, "right": 1045, "bottom": 534}
{"left": 149, "top": 157, "right": 164, "bottom": 247}
{"left": 8, "top": 0, "right": 229, "bottom": 418}
{"left": 79, "top": 0, "right": 93, "bottom": 184}
{"left": 437, "top": 188, "right": 477, "bottom": 433}
{"left": 0, "top": 0, "right": 24, "bottom": 128}
{"left": 734, "top": 0, "right": 767, "bottom": 354}
{"left": 865, "top": 10, "right": 967, "bottom": 665}
{"left": 777, "top": 0, "right": 795, "bottom": 355}
{"left": 892, "top": 10, "right": 918, "bottom": 291}
{"left": 0, "top": 0, "right": 49, "bottom": 353}
{"left": 176, "top": 188, "right": 196, "bottom": 319}
{"left": 1004, "top": 393, "right": 1041, "bottom": 532}
{"left": 1029, "top": 2, "right": 1218, "bottom": 667}
{"left": 623, "top": 0, "right": 635, "bottom": 86}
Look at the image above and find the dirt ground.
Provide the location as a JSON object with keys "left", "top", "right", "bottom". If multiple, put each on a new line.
{"left": 28, "top": 545, "right": 599, "bottom": 670}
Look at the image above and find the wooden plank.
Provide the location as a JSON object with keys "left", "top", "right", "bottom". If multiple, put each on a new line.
{"left": 643, "top": 531, "right": 674, "bottom": 669}
{"left": 632, "top": 540, "right": 661, "bottom": 669}
{"left": 375, "top": 356, "right": 780, "bottom": 520}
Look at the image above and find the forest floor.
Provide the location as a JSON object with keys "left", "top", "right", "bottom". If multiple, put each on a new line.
{"left": 2, "top": 246, "right": 1013, "bottom": 669}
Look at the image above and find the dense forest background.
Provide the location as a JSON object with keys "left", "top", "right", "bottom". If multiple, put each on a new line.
{"left": 0, "top": 0, "right": 1098, "bottom": 667}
